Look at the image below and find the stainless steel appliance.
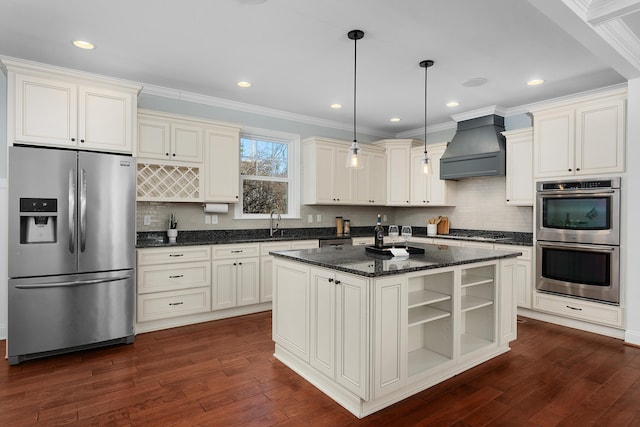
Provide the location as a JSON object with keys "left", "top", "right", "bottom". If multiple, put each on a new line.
{"left": 7, "top": 146, "right": 136, "bottom": 365}
{"left": 536, "top": 177, "right": 620, "bottom": 245}
{"left": 535, "top": 178, "right": 621, "bottom": 305}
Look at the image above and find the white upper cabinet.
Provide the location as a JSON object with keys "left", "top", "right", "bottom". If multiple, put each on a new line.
{"left": 137, "top": 113, "right": 203, "bottom": 163}
{"left": 533, "top": 90, "right": 626, "bottom": 178}
{"left": 503, "top": 128, "right": 533, "bottom": 206}
{"left": 352, "top": 148, "right": 386, "bottom": 205}
{"left": 5, "top": 59, "right": 139, "bottom": 153}
{"left": 410, "top": 142, "right": 456, "bottom": 206}
{"left": 204, "top": 125, "right": 241, "bottom": 203}
{"left": 303, "top": 138, "right": 353, "bottom": 205}
{"left": 376, "top": 139, "right": 414, "bottom": 206}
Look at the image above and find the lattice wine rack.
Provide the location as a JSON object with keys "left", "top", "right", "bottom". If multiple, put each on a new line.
{"left": 137, "top": 163, "right": 202, "bottom": 201}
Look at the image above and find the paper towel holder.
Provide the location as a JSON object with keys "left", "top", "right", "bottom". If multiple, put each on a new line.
{"left": 203, "top": 203, "right": 229, "bottom": 214}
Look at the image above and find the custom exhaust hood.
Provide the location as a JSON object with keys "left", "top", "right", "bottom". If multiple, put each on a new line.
{"left": 440, "top": 114, "right": 506, "bottom": 180}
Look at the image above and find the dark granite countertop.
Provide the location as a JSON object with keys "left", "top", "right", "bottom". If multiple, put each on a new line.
{"left": 136, "top": 227, "right": 533, "bottom": 248}
{"left": 270, "top": 243, "right": 522, "bottom": 278}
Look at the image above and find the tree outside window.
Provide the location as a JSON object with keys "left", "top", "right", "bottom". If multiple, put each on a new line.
{"left": 240, "top": 137, "right": 290, "bottom": 215}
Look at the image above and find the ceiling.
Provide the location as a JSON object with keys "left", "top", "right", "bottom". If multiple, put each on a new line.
{"left": 1, "top": 0, "right": 640, "bottom": 138}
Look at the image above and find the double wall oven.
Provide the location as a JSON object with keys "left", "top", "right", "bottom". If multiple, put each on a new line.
{"left": 536, "top": 178, "right": 621, "bottom": 305}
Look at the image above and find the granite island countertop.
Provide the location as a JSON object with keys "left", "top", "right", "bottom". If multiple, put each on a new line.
{"left": 270, "top": 242, "right": 522, "bottom": 278}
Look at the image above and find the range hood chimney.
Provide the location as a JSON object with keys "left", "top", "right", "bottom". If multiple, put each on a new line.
{"left": 440, "top": 114, "right": 506, "bottom": 180}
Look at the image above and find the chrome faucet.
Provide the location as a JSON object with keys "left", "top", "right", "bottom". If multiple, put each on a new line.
{"left": 270, "top": 209, "right": 281, "bottom": 237}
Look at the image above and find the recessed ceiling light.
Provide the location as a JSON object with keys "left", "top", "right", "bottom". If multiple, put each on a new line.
{"left": 446, "top": 101, "right": 460, "bottom": 107}
{"left": 72, "top": 40, "right": 95, "bottom": 50}
{"left": 390, "top": 117, "right": 401, "bottom": 122}
{"left": 527, "top": 79, "right": 544, "bottom": 86}
{"left": 462, "top": 78, "right": 488, "bottom": 87}
{"left": 330, "top": 103, "right": 342, "bottom": 109}
{"left": 237, "top": 81, "right": 252, "bottom": 88}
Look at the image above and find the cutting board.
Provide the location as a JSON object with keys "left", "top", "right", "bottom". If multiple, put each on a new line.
{"left": 437, "top": 217, "right": 449, "bottom": 234}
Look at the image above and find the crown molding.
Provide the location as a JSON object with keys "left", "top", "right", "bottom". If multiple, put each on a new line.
{"left": 141, "top": 83, "right": 393, "bottom": 139}
{"left": 451, "top": 105, "right": 508, "bottom": 122}
{"left": 396, "top": 121, "right": 456, "bottom": 139}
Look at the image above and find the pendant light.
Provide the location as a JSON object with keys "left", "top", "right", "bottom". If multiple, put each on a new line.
{"left": 419, "top": 59, "right": 434, "bottom": 175}
{"left": 346, "top": 29, "right": 364, "bottom": 169}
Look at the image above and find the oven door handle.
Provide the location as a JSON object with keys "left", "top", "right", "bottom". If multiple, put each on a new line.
{"left": 537, "top": 241, "right": 617, "bottom": 252}
{"left": 538, "top": 189, "right": 616, "bottom": 196}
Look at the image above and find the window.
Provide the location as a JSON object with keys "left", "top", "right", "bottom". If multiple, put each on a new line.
{"left": 236, "top": 128, "right": 299, "bottom": 219}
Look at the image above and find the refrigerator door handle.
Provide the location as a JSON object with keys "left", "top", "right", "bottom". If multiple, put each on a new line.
{"left": 68, "top": 169, "right": 76, "bottom": 254}
{"left": 80, "top": 168, "right": 87, "bottom": 252}
{"left": 14, "top": 275, "right": 132, "bottom": 289}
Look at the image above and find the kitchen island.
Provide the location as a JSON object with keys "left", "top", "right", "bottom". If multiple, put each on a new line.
{"left": 271, "top": 243, "right": 521, "bottom": 418}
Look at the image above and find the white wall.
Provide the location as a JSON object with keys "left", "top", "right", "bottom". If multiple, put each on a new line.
{"left": 625, "top": 78, "right": 640, "bottom": 345}
{"left": 0, "top": 179, "right": 7, "bottom": 339}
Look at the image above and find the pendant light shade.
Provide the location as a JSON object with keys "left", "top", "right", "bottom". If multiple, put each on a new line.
{"left": 420, "top": 60, "right": 434, "bottom": 175}
{"left": 346, "top": 29, "right": 364, "bottom": 169}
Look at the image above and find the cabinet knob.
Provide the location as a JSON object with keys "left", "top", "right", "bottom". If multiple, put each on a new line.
{"left": 172, "top": 153, "right": 176, "bottom": 157}
{"left": 80, "top": 139, "right": 85, "bottom": 143}
{"left": 166, "top": 153, "right": 170, "bottom": 156}
{"left": 335, "top": 280, "right": 341, "bottom": 285}
{"left": 238, "top": 262, "right": 242, "bottom": 265}
{"left": 328, "top": 278, "right": 334, "bottom": 283}
{"left": 576, "top": 168, "right": 580, "bottom": 171}
{"left": 568, "top": 168, "right": 572, "bottom": 171}
{"left": 71, "top": 138, "right": 76, "bottom": 142}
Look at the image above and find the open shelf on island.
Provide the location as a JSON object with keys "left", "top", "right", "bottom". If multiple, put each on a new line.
{"left": 461, "top": 273, "right": 494, "bottom": 288}
{"left": 408, "top": 289, "right": 451, "bottom": 308}
{"left": 461, "top": 333, "right": 494, "bottom": 355}
{"left": 408, "top": 306, "right": 451, "bottom": 327}
{"left": 408, "top": 347, "right": 451, "bottom": 377}
{"left": 461, "top": 295, "right": 494, "bottom": 312}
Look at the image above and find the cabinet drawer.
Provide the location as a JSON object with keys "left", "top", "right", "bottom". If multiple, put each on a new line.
{"left": 290, "top": 240, "right": 319, "bottom": 250}
{"left": 212, "top": 243, "right": 260, "bottom": 259}
{"left": 137, "top": 261, "right": 211, "bottom": 294}
{"left": 352, "top": 237, "right": 374, "bottom": 246}
{"left": 137, "top": 246, "right": 211, "bottom": 265}
{"left": 137, "top": 287, "right": 211, "bottom": 322}
{"left": 260, "top": 242, "right": 291, "bottom": 256}
{"left": 533, "top": 293, "right": 623, "bottom": 327}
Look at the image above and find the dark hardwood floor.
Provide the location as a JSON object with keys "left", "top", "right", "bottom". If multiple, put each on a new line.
{"left": 2, "top": 312, "right": 640, "bottom": 426}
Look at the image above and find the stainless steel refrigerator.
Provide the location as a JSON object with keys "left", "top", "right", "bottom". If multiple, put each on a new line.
{"left": 7, "top": 146, "right": 136, "bottom": 365}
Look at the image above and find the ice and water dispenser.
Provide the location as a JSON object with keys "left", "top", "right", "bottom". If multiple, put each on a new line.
{"left": 19, "top": 198, "right": 58, "bottom": 244}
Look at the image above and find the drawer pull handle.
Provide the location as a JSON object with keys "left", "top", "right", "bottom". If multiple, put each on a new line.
{"left": 169, "top": 302, "right": 184, "bottom": 306}
{"left": 566, "top": 305, "right": 583, "bottom": 311}
{"left": 169, "top": 275, "right": 184, "bottom": 279}
{"left": 169, "top": 254, "right": 184, "bottom": 257}
{"left": 231, "top": 250, "right": 243, "bottom": 253}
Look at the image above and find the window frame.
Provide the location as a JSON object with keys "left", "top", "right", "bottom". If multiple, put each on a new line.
{"left": 235, "top": 126, "right": 300, "bottom": 219}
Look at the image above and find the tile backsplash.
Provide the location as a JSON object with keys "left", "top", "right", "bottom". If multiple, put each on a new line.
{"left": 137, "top": 176, "right": 532, "bottom": 233}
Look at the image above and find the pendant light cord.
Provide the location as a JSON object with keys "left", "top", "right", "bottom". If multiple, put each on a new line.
{"left": 353, "top": 35, "right": 358, "bottom": 143}
{"left": 419, "top": 60, "right": 434, "bottom": 155}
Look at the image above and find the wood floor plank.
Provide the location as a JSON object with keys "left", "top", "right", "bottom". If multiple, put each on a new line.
{"left": 2, "top": 312, "right": 640, "bottom": 426}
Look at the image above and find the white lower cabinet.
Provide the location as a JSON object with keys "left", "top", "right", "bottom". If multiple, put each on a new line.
{"left": 273, "top": 256, "right": 516, "bottom": 417}
{"left": 136, "top": 246, "right": 212, "bottom": 322}
{"left": 532, "top": 292, "right": 623, "bottom": 328}
{"left": 211, "top": 243, "right": 260, "bottom": 310}
{"left": 310, "top": 267, "right": 369, "bottom": 399}
{"left": 260, "top": 240, "right": 319, "bottom": 303}
{"left": 373, "top": 276, "right": 407, "bottom": 398}
{"left": 495, "top": 244, "right": 532, "bottom": 309}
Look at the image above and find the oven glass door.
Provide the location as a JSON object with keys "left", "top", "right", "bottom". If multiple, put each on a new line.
{"left": 536, "top": 190, "right": 620, "bottom": 244}
{"left": 536, "top": 241, "right": 619, "bottom": 304}
{"left": 542, "top": 196, "right": 610, "bottom": 230}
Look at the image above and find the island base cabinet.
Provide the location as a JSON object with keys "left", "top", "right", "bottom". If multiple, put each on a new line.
{"left": 272, "top": 257, "right": 517, "bottom": 419}
{"left": 273, "top": 261, "right": 310, "bottom": 362}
